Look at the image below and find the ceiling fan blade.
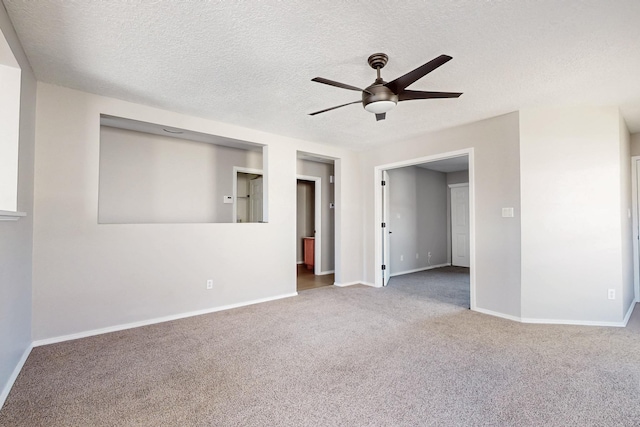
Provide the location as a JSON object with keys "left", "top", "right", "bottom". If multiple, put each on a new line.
{"left": 375, "top": 113, "right": 386, "bottom": 121}
{"left": 385, "top": 55, "right": 453, "bottom": 94}
{"left": 309, "top": 100, "right": 361, "bottom": 116}
{"left": 312, "top": 77, "right": 369, "bottom": 93}
{"left": 398, "top": 90, "right": 463, "bottom": 101}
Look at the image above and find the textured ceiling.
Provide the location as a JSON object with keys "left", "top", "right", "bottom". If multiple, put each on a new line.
{"left": 4, "top": 1, "right": 640, "bottom": 150}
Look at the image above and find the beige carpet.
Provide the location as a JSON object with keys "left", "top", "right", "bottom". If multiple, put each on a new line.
{"left": 1, "top": 267, "right": 639, "bottom": 426}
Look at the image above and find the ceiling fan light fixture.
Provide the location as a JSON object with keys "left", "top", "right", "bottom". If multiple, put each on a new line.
{"left": 364, "top": 100, "right": 396, "bottom": 114}
{"left": 309, "top": 53, "right": 461, "bottom": 120}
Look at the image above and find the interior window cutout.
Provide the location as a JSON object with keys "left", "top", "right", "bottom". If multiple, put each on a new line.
{"left": 0, "top": 27, "right": 22, "bottom": 215}
{"left": 98, "top": 115, "right": 268, "bottom": 224}
{"left": 234, "top": 169, "right": 264, "bottom": 223}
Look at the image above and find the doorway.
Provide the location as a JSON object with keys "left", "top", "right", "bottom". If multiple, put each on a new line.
{"left": 296, "top": 152, "right": 336, "bottom": 291}
{"left": 630, "top": 157, "right": 640, "bottom": 302}
{"left": 296, "top": 178, "right": 318, "bottom": 273}
{"left": 375, "top": 149, "right": 475, "bottom": 309}
{"left": 233, "top": 167, "right": 263, "bottom": 223}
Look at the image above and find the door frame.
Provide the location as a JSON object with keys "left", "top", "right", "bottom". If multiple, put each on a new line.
{"left": 297, "top": 174, "right": 322, "bottom": 275}
{"left": 382, "top": 170, "right": 390, "bottom": 286}
{"left": 373, "top": 148, "right": 476, "bottom": 309}
{"left": 232, "top": 166, "right": 263, "bottom": 223}
{"left": 630, "top": 157, "right": 640, "bottom": 302}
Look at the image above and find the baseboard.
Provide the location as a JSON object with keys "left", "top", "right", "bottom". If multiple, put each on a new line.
{"left": 475, "top": 305, "right": 633, "bottom": 328}
{"left": 32, "top": 292, "right": 298, "bottom": 347}
{"left": 473, "top": 307, "right": 522, "bottom": 323}
{"left": 317, "top": 270, "right": 334, "bottom": 276}
{"left": 622, "top": 300, "right": 637, "bottom": 326}
{"left": 512, "top": 315, "right": 630, "bottom": 327}
{"left": 0, "top": 343, "right": 33, "bottom": 410}
{"left": 334, "top": 281, "right": 378, "bottom": 288}
{"left": 333, "top": 281, "right": 363, "bottom": 287}
{"left": 520, "top": 317, "right": 628, "bottom": 327}
{"left": 390, "top": 263, "right": 451, "bottom": 277}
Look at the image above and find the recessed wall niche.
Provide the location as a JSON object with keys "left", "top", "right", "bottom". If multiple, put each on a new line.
{"left": 98, "top": 115, "right": 267, "bottom": 224}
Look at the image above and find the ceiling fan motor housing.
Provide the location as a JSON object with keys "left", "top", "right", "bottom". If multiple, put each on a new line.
{"left": 362, "top": 83, "right": 398, "bottom": 112}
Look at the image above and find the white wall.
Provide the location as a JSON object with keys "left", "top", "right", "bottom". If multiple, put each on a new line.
{"left": 630, "top": 133, "right": 640, "bottom": 157}
{"left": 519, "top": 107, "right": 632, "bottom": 323}
{"left": 32, "top": 83, "right": 362, "bottom": 341}
{"left": 361, "top": 113, "right": 521, "bottom": 317}
{"left": 99, "top": 126, "right": 262, "bottom": 224}
{"left": 0, "top": 5, "right": 36, "bottom": 406}
{"left": 296, "top": 159, "right": 335, "bottom": 273}
{"left": 388, "top": 167, "right": 448, "bottom": 275}
{"left": 446, "top": 170, "right": 469, "bottom": 185}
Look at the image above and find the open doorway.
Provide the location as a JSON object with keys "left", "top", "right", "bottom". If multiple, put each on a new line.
{"left": 296, "top": 152, "right": 336, "bottom": 291}
{"left": 233, "top": 167, "right": 263, "bottom": 223}
{"left": 376, "top": 150, "right": 474, "bottom": 309}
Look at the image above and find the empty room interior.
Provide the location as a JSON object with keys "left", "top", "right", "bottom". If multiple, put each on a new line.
{"left": 2, "top": 2, "right": 640, "bottom": 425}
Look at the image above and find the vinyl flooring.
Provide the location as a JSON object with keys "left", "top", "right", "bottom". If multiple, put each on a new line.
{"left": 296, "top": 264, "right": 334, "bottom": 291}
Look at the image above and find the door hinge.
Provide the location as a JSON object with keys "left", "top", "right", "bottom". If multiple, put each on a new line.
{"left": 381, "top": 222, "right": 386, "bottom": 228}
{"left": 381, "top": 180, "right": 386, "bottom": 186}
{"left": 382, "top": 265, "right": 386, "bottom": 270}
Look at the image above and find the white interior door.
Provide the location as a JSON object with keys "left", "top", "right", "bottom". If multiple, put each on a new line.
{"left": 249, "top": 176, "right": 263, "bottom": 222}
{"left": 382, "top": 170, "right": 391, "bottom": 286}
{"left": 451, "top": 185, "right": 470, "bottom": 267}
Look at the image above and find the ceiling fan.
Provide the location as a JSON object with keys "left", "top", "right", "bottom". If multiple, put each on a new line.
{"left": 310, "top": 53, "right": 462, "bottom": 121}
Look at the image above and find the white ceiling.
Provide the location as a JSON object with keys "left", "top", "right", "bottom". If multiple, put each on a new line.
{"left": 4, "top": 1, "right": 640, "bottom": 151}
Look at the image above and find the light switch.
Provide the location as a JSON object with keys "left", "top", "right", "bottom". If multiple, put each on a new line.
{"left": 223, "top": 196, "right": 233, "bottom": 204}
{"left": 502, "top": 207, "right": 514, "bottom": 218}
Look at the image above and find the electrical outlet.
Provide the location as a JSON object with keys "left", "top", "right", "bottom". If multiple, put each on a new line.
{"left": 206, "top": 279, "right": 213, "bottom": 290}
{"left": 400, "top": 255, "right": 404, "bottom": 261}
{"left": 416, "top": 253, "right": 419, "bottom": 259}
{"left": 608, "top": 289, "right": 615, "bottom": 300}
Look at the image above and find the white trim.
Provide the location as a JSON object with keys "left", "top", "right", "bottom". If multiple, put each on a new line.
{"left": 0, "top": 210, "right": 26, "bottom": 221}
{"left": 317, "top": 270, "right": 334, "bottom": 275}
{"left": 0, "top": 343, "right": 32, "bottom": 410}
{"left": 520, "top": 317, "right": 629, "bottom": 328}
{"left": 296, "top": 261, "right": 304, "bottom": 265}
{"left": 447, "top": 183, "right": 469, "bottom": 188}
{"left": 390, "top": 263, "right": 451, "bottom": 277}
{"left": 297, "top": 174, "right": 322, "bottom": 275}
{"left": 333, "top": 281, "right": 362, "bottom": 287}
{"left": 632, "top": 157, "right": 640, "bottom": 302}
{"left": 32, "top": 292, "right": 297, "bottom": 347}
{"left": 373, "top": 148, "right": 476, "bottom": 310}
{"left": 232, "top": 167, "right": 263, "bottom": 223}
{"left": 475, "top": 305, "right": 634, "bottom": 327}
{"left": 623, "top": 300, "right": 637, "bottom": 326}
{"left": 473, "top": 307, "right": 522, "bottom": 323}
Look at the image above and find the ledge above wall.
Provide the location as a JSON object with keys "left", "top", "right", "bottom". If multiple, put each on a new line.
{"left": 0, "top": 210, "right": 26, "bottom": 221}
